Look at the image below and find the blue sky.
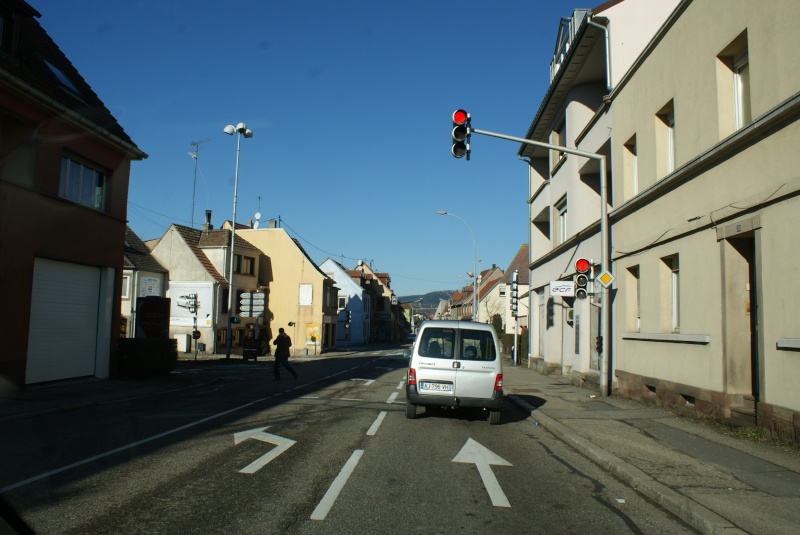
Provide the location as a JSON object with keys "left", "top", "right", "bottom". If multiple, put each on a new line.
{"left": 36, "top": 0, "right": 580, "bottom": 297}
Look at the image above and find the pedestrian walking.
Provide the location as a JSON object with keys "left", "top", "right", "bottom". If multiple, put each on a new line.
{"left": 272, "top": 327, "right": 298, "bottom": 380}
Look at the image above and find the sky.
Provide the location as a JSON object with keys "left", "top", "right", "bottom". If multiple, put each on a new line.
{"left": 35, "top": 0, "right": 580, "bottom": 297}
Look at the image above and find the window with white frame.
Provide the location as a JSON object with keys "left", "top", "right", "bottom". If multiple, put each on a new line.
{"left": 122, "top": 275, "right": 131, "bottom": 300}
{"left": 338, "top": 296, "right": 347, "bottom": 310}
{"left": 656, "top": 101, "right": 675, "bottom": 176}
{"left": 299, "top": 284, "right": 313, "bottom": 306}
{"left": 733, "top": 52, "right": 751, "bottom": 130}
{"left": 554, "top": 195, "right": 568, "bottom": 246}
{"left": 625, "top": 265, "right": 640, "bottom": 332}
{"left": 59, "top": 155, "right": 107, "bottom": 210}
{"left": 624, "top": 135, "right": 638, "bottom": 198}
{"left": 661, "top": 255, "right": 680, "bottom": 333}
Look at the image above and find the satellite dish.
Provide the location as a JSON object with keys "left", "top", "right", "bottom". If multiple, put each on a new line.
{"left": 358, "top": 260, "right": 363, "bottom": 266}
{"left": 255, "top": 212, "right": 261, "bottom": 220}
{"left": 253, "top": 221, "right": 260, "bottom": 229}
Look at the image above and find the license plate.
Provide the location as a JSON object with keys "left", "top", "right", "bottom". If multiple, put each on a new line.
{"left": 420, "top": 382, "right": 452, "bottom": 392}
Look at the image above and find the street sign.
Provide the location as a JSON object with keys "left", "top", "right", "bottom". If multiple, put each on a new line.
{"left": 240, "top": 305, "right": 265, "bottom": 312}
{"left": 550, "top": 280, "right": 575, "bottom": 297}
{"left": 596, "top": 270, "right": 615, "bottom": 288}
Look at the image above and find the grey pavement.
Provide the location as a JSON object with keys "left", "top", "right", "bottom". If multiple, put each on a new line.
{"left": 502, "top": 356, "right": 800, "bottom": 535}
{"left": 1, "top": 348, "right": 799, "bottom": 535}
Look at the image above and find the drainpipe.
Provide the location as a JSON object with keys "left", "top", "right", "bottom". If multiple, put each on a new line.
{"left": 587, "top": 18, "right": 612, "bottom": 93}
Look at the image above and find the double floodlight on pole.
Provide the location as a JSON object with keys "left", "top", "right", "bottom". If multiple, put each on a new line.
{"left": 450, "top": 110, "right": 610, "bottom": 397}
{"left": 223, "top": 122, "right": 253, "bottom": 359}
{"left": 436, "top": 211, "right": 479, "bottom": 322}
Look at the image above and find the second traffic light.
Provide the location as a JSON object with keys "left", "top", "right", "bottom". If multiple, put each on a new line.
{"left": 451, "top": 109, "right": 471, "bottom": 160}
{"left": 574, "top": 258, "right": 590, "bottom": 299}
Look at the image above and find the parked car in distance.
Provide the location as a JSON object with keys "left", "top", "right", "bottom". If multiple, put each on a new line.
{"left": 403, "top": 320, "right": 503, "bottom": 424}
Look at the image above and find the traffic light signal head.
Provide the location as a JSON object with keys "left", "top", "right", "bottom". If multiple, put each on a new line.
{"left": 231, "top": 317, "right": 241, "bottom": 325}
{"left": 451, "top": 109, "right": 470, "bottom": 159}
{"left": 574, "top": 258, "right": 590, "bottom": 299}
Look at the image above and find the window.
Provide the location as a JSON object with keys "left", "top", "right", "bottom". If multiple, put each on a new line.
{"left": 624, "top": 135, "right": 638, "bottom": 198}
{"left": 59, "top": 156, "right": 107, "bottom": 210}
{"left": 551, "top": 120, "right": 567, "bottom": 170}
{"left": 733, "top": 52, "right": 751, "bottom": 130}
{"left": 121, "top": 275, "right": 131, "bottom": 300}
{"left": 554, "top": 196, "right": 567, "bottom": 246}
{"left": 338, "top": 296, "right": 347, "bottom": 310}
{"left": 717, "top": 31, "right": 750, "bottom": 137}
{"left": 656, "top": 101, "right": 675, "bottom": 177}
{"left": 499, "top": 285, "right": 506, "bottom": 298}
{"left": 625, "top": 265, "right": 640, "bottom": 332}
{"left": 299, "top": 284, "right": 313, "bottom": 306}
{"left": 661, "top": 255, "right": 680, "bottom": 333}
{"left": 459, "top": 329, "right": 497, "bottom": 361}
{"left": 242, "top": 256, "right": 254, "bottom": 275}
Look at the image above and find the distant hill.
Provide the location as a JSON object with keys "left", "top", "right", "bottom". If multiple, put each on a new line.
{"left": 398, "top": 291, "right": 455, "bottom": 316}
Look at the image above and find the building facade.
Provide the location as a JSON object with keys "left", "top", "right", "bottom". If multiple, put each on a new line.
{"left": 0, "top": 1, "right": 146, "bottom": 386}
{"left": 609, "top": 0, "right": 800, "bottom": 440}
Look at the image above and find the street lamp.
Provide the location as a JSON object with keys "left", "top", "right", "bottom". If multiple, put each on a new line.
{"left": 436, "top": 211, "right": 479, "bottom": 322}
{"left": 224, "top": 122, "right": 253, "bottom": 359}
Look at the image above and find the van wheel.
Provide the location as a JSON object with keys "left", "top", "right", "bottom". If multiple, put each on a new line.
{"left": 406, "top": 401, "right": 417, "bottom": 419}
{"left": 488, "top": 410, "right": 501, "bottom": 425}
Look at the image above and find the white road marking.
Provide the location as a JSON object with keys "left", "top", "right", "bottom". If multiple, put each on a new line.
{"left": 1, "top": 397, "right": 268, "bottom": 493}
{"left": 386, "top": 392, "right": 399, "bottom": 404}
{"left": 310, "top": 449, "right": 364, "bottom": 520}
{"left": 366, "top": 411, "right": 387, "bottom": 436}
{"left": 396, "top": 381, "right": 404, "bottom": 390}
{"left": 350, "top": 378, "right": 375, "bottom": 386}
{"left": 452, "top": 438, "right": 512, "bottom": 508}
{"left": 233, "top": 427, "right": 296, "bottom": 474}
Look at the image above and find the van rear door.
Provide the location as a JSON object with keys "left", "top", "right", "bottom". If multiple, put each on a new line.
{"left": 414, "top": 326, "right": 456, "bottom": 397}
{"left": 453, "top": 328, "right": 500, "bottom": 399}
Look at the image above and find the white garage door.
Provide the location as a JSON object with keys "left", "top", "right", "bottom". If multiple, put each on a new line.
{"left": 26, "top": 258, "right": 101, "bottom": 384}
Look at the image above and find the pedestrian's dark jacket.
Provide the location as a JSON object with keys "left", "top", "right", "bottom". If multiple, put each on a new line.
{"left": 273, "top": 333, "right": 292, "bottom": 358}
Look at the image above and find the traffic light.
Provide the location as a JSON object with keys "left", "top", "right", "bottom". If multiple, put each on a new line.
{"left": 510, "top": 270, "right": 519, "bottom": 317}
{"left": 231, "top": 317, "right": 241, "bottom": 325}
{"left": 451, "top": 109, "right": 470, "bottom": 160}
{"left": 574, "top": 258, "right": 590, "bottom": 299}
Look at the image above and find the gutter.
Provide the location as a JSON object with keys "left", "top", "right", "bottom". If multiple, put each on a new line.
{"left": 0, "top": 67, "right": 148, "bottom": 160}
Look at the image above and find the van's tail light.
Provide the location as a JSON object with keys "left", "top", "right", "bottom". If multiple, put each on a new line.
{"left": 408, "top": 368, "right": 417, "bottom": 386}
{"left": 494, "top": 373, "right": 503, "bottom": 391}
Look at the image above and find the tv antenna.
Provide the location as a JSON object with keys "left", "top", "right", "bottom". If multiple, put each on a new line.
{"left": 188, "top": 139, "right": 210, "bottom": 228}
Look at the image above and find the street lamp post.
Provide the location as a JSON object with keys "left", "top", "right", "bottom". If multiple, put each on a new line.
{"left": 223, "top": 122, "right": 253, "bottom": 359}
{"left": 436, "top": 211, "right": 478, "bottom": 322}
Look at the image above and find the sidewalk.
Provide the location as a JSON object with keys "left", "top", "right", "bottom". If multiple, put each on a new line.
{"left": 2, "top": 352, "right": 798, "bottom": 534}
{"left": 501, "top": 356, "right": 800, "bottom": 535}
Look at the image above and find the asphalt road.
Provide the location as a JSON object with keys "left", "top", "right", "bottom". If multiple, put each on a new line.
{"left": 0, "top": 349, "right": 698, "bottom": 534}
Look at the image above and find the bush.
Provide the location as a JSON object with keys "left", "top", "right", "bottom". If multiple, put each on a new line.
{"left": 501, "top": 326, "right": 529, "bottom": 359}
{"left": 118, "top": 338, "right": 178, "bottom": 378}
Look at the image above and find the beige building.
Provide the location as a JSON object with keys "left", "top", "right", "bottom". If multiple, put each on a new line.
{"left": 238, "top": 225, "right": 338, "bottom": 354}
{"left": 609, "top": 0, "right": 800, "bottom": 440}
{"left": 149, "top": 217, "right": 261, "bottom": 354}
{"left": 522, "top": 0, "right": 679, "bottom": 377}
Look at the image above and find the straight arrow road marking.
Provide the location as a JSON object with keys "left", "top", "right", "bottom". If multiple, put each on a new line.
{"left": 452, "top": 438, "right": 512, "bottom": 507}
{"left": 234, "top": 426, "right": 296, "bottom": 474}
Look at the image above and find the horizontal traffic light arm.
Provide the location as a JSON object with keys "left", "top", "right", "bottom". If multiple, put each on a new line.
{"left": 470, "top": 128, "right": 604, "bottom": 160}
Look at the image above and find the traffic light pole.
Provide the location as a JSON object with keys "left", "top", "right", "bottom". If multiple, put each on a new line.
{"left": 470, "top": 127, "right": 611, "bottom": 397}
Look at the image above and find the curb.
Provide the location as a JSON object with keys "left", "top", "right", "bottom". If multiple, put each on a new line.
{"left": 506, "top": 393, "right": 747, "bottom": 535}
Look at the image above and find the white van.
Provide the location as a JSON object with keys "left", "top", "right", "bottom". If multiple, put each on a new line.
{"left": 403, "top": 320, "right": 503, "bottom": 425}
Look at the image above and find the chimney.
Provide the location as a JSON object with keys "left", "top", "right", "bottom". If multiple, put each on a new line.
{"left": 202, "top": 210, "right": 213, "bottom": 233}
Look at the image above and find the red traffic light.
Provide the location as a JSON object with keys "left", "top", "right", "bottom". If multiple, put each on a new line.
{"left": 575, "top": 258, "right": 590, "bottom": 273}
{"left": 452, "top": 109, "right": 468, "bottom": 125}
